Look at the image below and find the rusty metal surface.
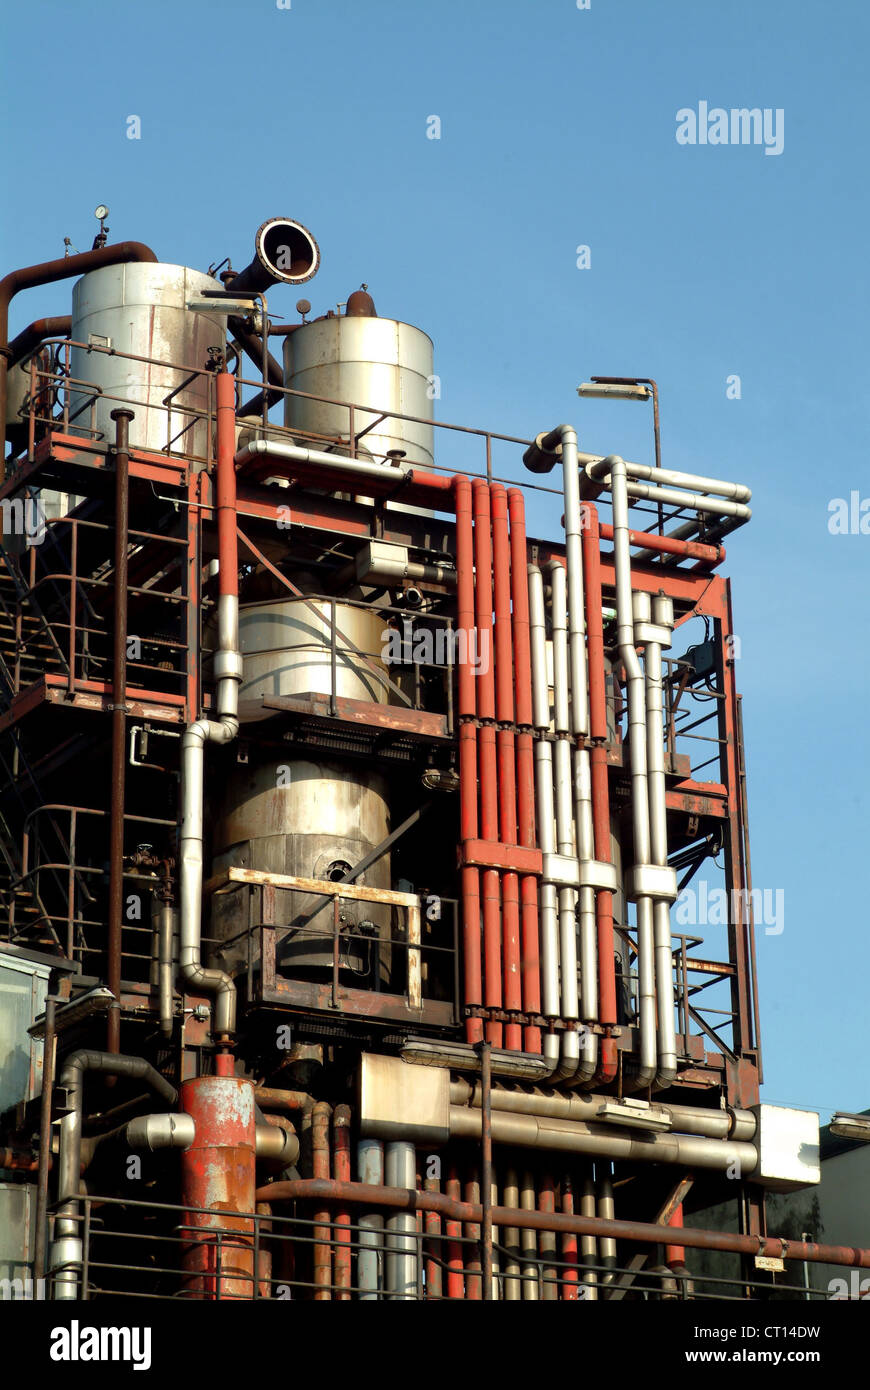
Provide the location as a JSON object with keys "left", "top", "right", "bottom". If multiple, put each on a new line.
{"left": 257, "top": 1178, "right": 870, "bottom": 1271}
{"left": 180, "top": 1074, "right": 257, "bottom": 1300}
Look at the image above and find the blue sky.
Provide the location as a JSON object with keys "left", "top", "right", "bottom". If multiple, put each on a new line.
{"left": 2, "top": 0, "right": 867, "bottom": 1118}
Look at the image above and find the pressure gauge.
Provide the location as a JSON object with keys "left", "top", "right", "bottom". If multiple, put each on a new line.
{"left": 94, "top": 204, "right": 109, "bottom": 221}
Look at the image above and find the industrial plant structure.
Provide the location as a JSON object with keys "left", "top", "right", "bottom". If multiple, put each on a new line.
{"left": 0, "top": 214, "right": 862, "bottom": 1301}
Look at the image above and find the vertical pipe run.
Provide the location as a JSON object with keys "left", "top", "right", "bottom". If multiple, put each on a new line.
{"left": 610, "top": 456, "right": 657, "bottom": 1088}
{"left": 311, "top": 1101, "right": 333, "bottom": 1300}
{"left": 644, "top": 595, "right": 677, "bottom": 1089}
{"left": 502, "top": 1168, "right": 522, "bottom": 1301}
{"left": 508, "top": 489, "right": 541, "bottom": 1053}
{"left": 580, "top": 1170, "right": 599, "bottom": 1301}
{"left": 529, "top": 566, "right": 560, "bottom": 1073}
{"left": 357, "top": 1138, "right": 384, "bottom": 1299}
{"left": 34, "top": 996, "right": 56, "bottom": 1281}
{"left": 385, "top": 1141, "right": 418, "bottom": 1299}
{"left": 519, "top": 1171, "right": 539, "bottom": 1300}
{"left": 333, "top": 1105, "right": 352, "bottom": 1300}
{"left": 106, "top": 407, "right": 134, "bottom": 1060}
{"left": 539, "top": 1173, "right": 558, "bottom": 1300}
{"left": 454, "top": 477, "right": 483, "bottom": 1043}
{"left": 491, "top": 485, "right": 522, "bottom": 1049}
{"left": 549, "top": 561, "right": 581, "bottom": 1078}
{"left": 583, "top": 504, "right": 618, "bottom": 1083}
{"left": 445, "top": 1166, "right": 466, "bottom": 1299}
{"left": 423, "top": 1176, "right": 443, "bottom": 1300}
{"left": 478, "top": 1039, "right": 494, "bottom": 1298}
{"left": 464, "top": 1169, "right": 482, "bottom": 1299}
{"left": 561, "top": 1173, "right": 579, "bottom": 1301}
{"left": 472, "top": 480, "right": 503, "bottom": 1046}
{"left": 597, "top": 1166, "right": 617, "bottom": 1290}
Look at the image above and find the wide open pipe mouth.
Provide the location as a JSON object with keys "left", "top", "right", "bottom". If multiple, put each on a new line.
{"left": 257, "top": 218, "right": 319, "bottom": 283}
{"left": 229, "top": 218, "right": 320, "bottom": 294}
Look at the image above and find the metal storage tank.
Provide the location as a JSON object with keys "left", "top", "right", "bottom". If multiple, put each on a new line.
{"left": 238, "top": 598, "right": 393, "bottom": 705}
{"left": 211, "top": 596, "right": 395, "bottom": 982}
{"left": 69, "top": 262, "right": 226, "bottom": 458}
{"left": 283, "top": 306, "right": 435, "bottom": 469}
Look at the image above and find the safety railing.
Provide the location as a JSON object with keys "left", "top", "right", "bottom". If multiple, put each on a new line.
{"left": 44, "top": 1193, "right": 836, "bottom": 1303}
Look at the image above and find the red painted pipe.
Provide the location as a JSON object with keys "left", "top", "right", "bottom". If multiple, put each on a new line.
{"left": 491, "top": 484, "right": 522, "bottom": 1050}
{"left": 508, "top": 488, "right": 541, "bottom": 1053}
{"left": 464, "top": 1172, "right": 482, "bottom": 1299}
{"left": 666, "top": 1202, "right": 686, "bottom": 1269}
{"left": 583, "top": 504, "right": 618, "bottom": 1083}
{"left": 333, "top": 1105, "right": 352, "bottom": 1300}
{"left": 472, "top": 480, "right": 502, "bottom": 1046}
{"left": 561, "top": 1175, "right": 579, "bottom": 1300}
{"left": 598, "top": 521, "right": 723, "bottom": 567}
{"left": 423, "top": 1177, "right": 443, "bottom": 1299}
{"left": 311, "top": 1102, "right": 333, "bottom": 1300}
{"left": 454, "top": 476, "right": 483, "bottom": 1044}
{"left": 445, "top": 1166, "right": 466, "bottom": 1299}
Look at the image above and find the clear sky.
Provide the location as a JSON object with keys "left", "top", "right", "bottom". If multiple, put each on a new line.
{"left": 1, "top": 0, "right": 867, "bottom": 1120}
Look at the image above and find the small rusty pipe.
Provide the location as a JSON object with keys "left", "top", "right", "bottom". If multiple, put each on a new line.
{"left": 333, "top": 1105, "right": 352, "bottom": 1300}
{"left": 7, "top": 315, "right": 71, "bottom": 365}
{"left": 311, "top": 1101, "right": 333, "bottom": 1300}
{"left": 253, "top": 1086, "right": 314, "bottom": 1115}
{"left": 257, "top": 1177, "right": 870, "bottom": 1272}
{"left": 0, "top": 240, "right": 157, "bottom": 460}
{"left": 106, "top": 408, "right": 134, "bottom": 1062}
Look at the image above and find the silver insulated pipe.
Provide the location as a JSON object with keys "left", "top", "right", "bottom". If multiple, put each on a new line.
{"left": 529, "top": 565, "right": 561, "bottom": 1073}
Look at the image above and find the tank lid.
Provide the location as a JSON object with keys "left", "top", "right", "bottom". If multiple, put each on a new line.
{"left": 345, "top": 287, "right": 377, "bottom": 317}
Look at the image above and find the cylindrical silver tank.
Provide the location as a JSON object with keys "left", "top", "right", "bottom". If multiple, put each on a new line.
{"left": 283, "top": 315, "right": 435, "bottom": 469}
{"left": 70, "top": 263, "right": 226, "bottom": 458}
{"left": 211, "top": 595, "right": 396, "bottom": 981}
{"left": 239, "top": 598, "right": 392, "bottom": 705}
{"left": 211, "top": 759, "right": 392, "bottom": 981}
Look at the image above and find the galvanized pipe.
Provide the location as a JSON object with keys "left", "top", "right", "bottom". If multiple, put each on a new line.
{"left": 449, "top": 1104, "right": 757, "bottom": 1173}
{"left": 582, "top": 453, "right": 752, "bottom": 504}
{"left": 384, "top": 1141, "right": 418, "bottom": 1299}
{"left": 580, "top": 1171, "right": 599, "bottom": 1299}
{"left": 357, "top": 1137, "right": 384, "bottom": 1299}
{"left": 643, "top": 594, "right": 677, "bottom": 1088}
{"left": 609, "top": 455, "right": 656, "bottom": 1088}
{"left": 179, "top": 373, "right": 242, "bottom": 1040}
{"left": 450, "top": 1078, "right": 757, "bottom": 1142}
{"left": 528, "top": 565, "right": 560, "bottom": 1072}
{"left": 50, "top": 1051, "right": 176, "bottom": 1299}
{"left": 548, "top": 561, "right": 583, "bottom": 1079}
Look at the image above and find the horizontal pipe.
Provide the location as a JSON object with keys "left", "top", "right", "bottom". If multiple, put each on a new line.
{"left": 582, "top": 453, "right": 751, "bottom": 503}
{"left": 448, "top": 1105, "right": 757, "bottom": 1173}
{"left": 597, "top": 521, "right": 723, "bottom": 565}
{"left": 256, "top": 1179, "right": 870, "bottom": 1271}
{"left": 449, "top": 1079, "right": 757, "bottom": 1141}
